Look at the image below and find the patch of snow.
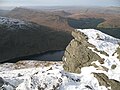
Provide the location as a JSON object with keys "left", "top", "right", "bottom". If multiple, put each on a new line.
{"left": 0, "top": 16, "right": 27, "bottom": 29}
{"left": 77, "top": 29, "right": 120, "bottom": 56}
{"left": 0, "top": 61, "right": 107, "bottom": 90}
{"left": 0, "top": 29, "right": 120, "bottom": 90}
{"left": 77, "top": 29, "right": 120, "bottom": 82}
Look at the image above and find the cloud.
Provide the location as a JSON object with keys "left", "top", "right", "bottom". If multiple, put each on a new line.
{"left": 0, "top": 0, "right": 119, "bottom": 6}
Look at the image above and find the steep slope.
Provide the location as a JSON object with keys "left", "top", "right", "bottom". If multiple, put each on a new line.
{"left": 0, "top": 16, "right": 72, "bottom": 63}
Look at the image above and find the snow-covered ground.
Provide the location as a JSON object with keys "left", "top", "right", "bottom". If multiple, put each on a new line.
{"left": 0, "top": 61, "right": 107, "bottom": 90}
{"left": 78, "top": 29, "right": 120, "bottom": 82}
{"left": 0, "top": 16, "right": 27, "bottom": 28}
{"left": 0, "top": 29, "right": 120, "bottom": 90}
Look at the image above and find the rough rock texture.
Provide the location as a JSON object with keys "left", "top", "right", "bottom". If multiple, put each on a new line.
{"left": 0, "top": 77, "right": 4, "bottom": 87}
{"left": 63, "top": 30, "right": 102, "bottom": 73}
{"left": 116, "top": 47, "right": 120, "bottom": 60}
{"left": 63, "top": 29, "right": 120, "bottom": 89}
{"left": 94, "top": 73, "right": 120, "bottom": 90}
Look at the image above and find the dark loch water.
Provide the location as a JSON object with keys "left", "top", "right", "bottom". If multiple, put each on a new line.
{"left": 4, "top": 50, "right": 64, "bottom": 63}
{"left": 2, "top": 28, "right": 120, "bottom": 63}
{"left": 28, "top": 50, "right": 64, "bottom": 60}
{"left": 98, "top": 28, "right": 120, "bottom": 39}
{"left": 67, "top": 17, "right": 120, "bottom": 39}
{"left": 68, "top": 18, "right": 105, "bottom": 29}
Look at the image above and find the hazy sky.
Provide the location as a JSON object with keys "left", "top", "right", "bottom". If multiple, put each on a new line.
{"left": 0, "top": 0, "right": 120, "bottom": 7}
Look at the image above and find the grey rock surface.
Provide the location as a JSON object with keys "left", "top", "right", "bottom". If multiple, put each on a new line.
{"left": 63, "top": 29, "right": 120, "bottom": 89}
{"left": 94, "top": 73, "right": 120, "bottom": 90}
{"left": 0, "top": 77, "right": 4, "bottom": 87}
{"left": 63, "top": 30, "right": 101, "bottom": 73}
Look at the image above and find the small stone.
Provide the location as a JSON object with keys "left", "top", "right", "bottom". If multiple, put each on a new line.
{"left": 18, "top": 73, "right": 23, "bottom": 77}
{"left": 98, "top": 58, "right": 104, "bottom": 64}
{"left": 111, "top": 64, "right": 116, "bottom": 69}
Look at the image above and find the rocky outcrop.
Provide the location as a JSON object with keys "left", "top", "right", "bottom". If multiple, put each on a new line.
{"left": 63, "top": 29, "right": 120, "bottom": 89}
{"left": 63, "top": 30, "right": 102, "bottom": 73}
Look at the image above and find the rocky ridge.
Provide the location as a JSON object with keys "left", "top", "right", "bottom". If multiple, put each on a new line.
{"left": 0, "top": 61, "right": 110, "bottom": 90}
{"left": 63, "top": 29, "right": 120, "bottom": 90}
{"left": 0, "top": 29, "right": 120, "bottom": 90}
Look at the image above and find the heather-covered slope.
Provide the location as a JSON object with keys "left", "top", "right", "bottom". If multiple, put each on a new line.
{"left": 0, "top": 16, "right": 72, "bottom": 63}
{"left": 6, "top": 7, "right": 120, "bottom": 30}
{"left": 6, "top": 8, "right": 73, "bottom": 32}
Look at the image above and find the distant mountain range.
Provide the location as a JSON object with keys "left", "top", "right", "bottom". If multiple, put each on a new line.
{"left": 4, "top": 7, "right": 120, "bottom": 29}
{"left": 5, "top": 8, "right": 73, "bottom": 32}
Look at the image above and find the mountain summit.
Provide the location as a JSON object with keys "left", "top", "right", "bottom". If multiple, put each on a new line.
{"left": 0, "top": 29, "right": 120, "bottom": 90}
{"left": 63, "top": 29, "right": 120, "bottom": 90}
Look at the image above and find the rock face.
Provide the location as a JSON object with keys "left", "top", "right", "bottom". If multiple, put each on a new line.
{"left": 94, "top": 73, "right": 120, "bottom": 90}
{"left": 0, "top": 77, "right": 4, "bottom": 87}
{"left": 63, "top": 30, "right": 101, "bottom": 73}
{"left": 63, "top": 29, "right": 120, "bottom": 89}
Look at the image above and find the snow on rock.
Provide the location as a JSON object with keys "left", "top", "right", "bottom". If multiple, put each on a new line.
{"left": 63, "top": 29, "right": 120, "bottom": 89}
{"left": 0, "top": 29, "right": 120, "bottom": 90}
{"left": 77, "top": 29, "right": 120, "bottom": 82}
{"left": 78, "top": 29, "right": 120, "bottom": 56}
{"left": 0, "top": 16, "right": 27, "bottom": 28}
{"left": 0, "top": 61, "right": 107, "bottom": 90}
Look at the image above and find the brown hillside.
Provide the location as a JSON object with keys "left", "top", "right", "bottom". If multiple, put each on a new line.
{"left": 7, "top": 8, "right": 73, "bottom": 32}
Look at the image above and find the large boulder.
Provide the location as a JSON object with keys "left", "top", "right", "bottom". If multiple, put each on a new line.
{"left": 63, "top": 30, "right": 102, "bottom": 73}
{"left": 63, "top": 29, "right": 120, "bottom": 89}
